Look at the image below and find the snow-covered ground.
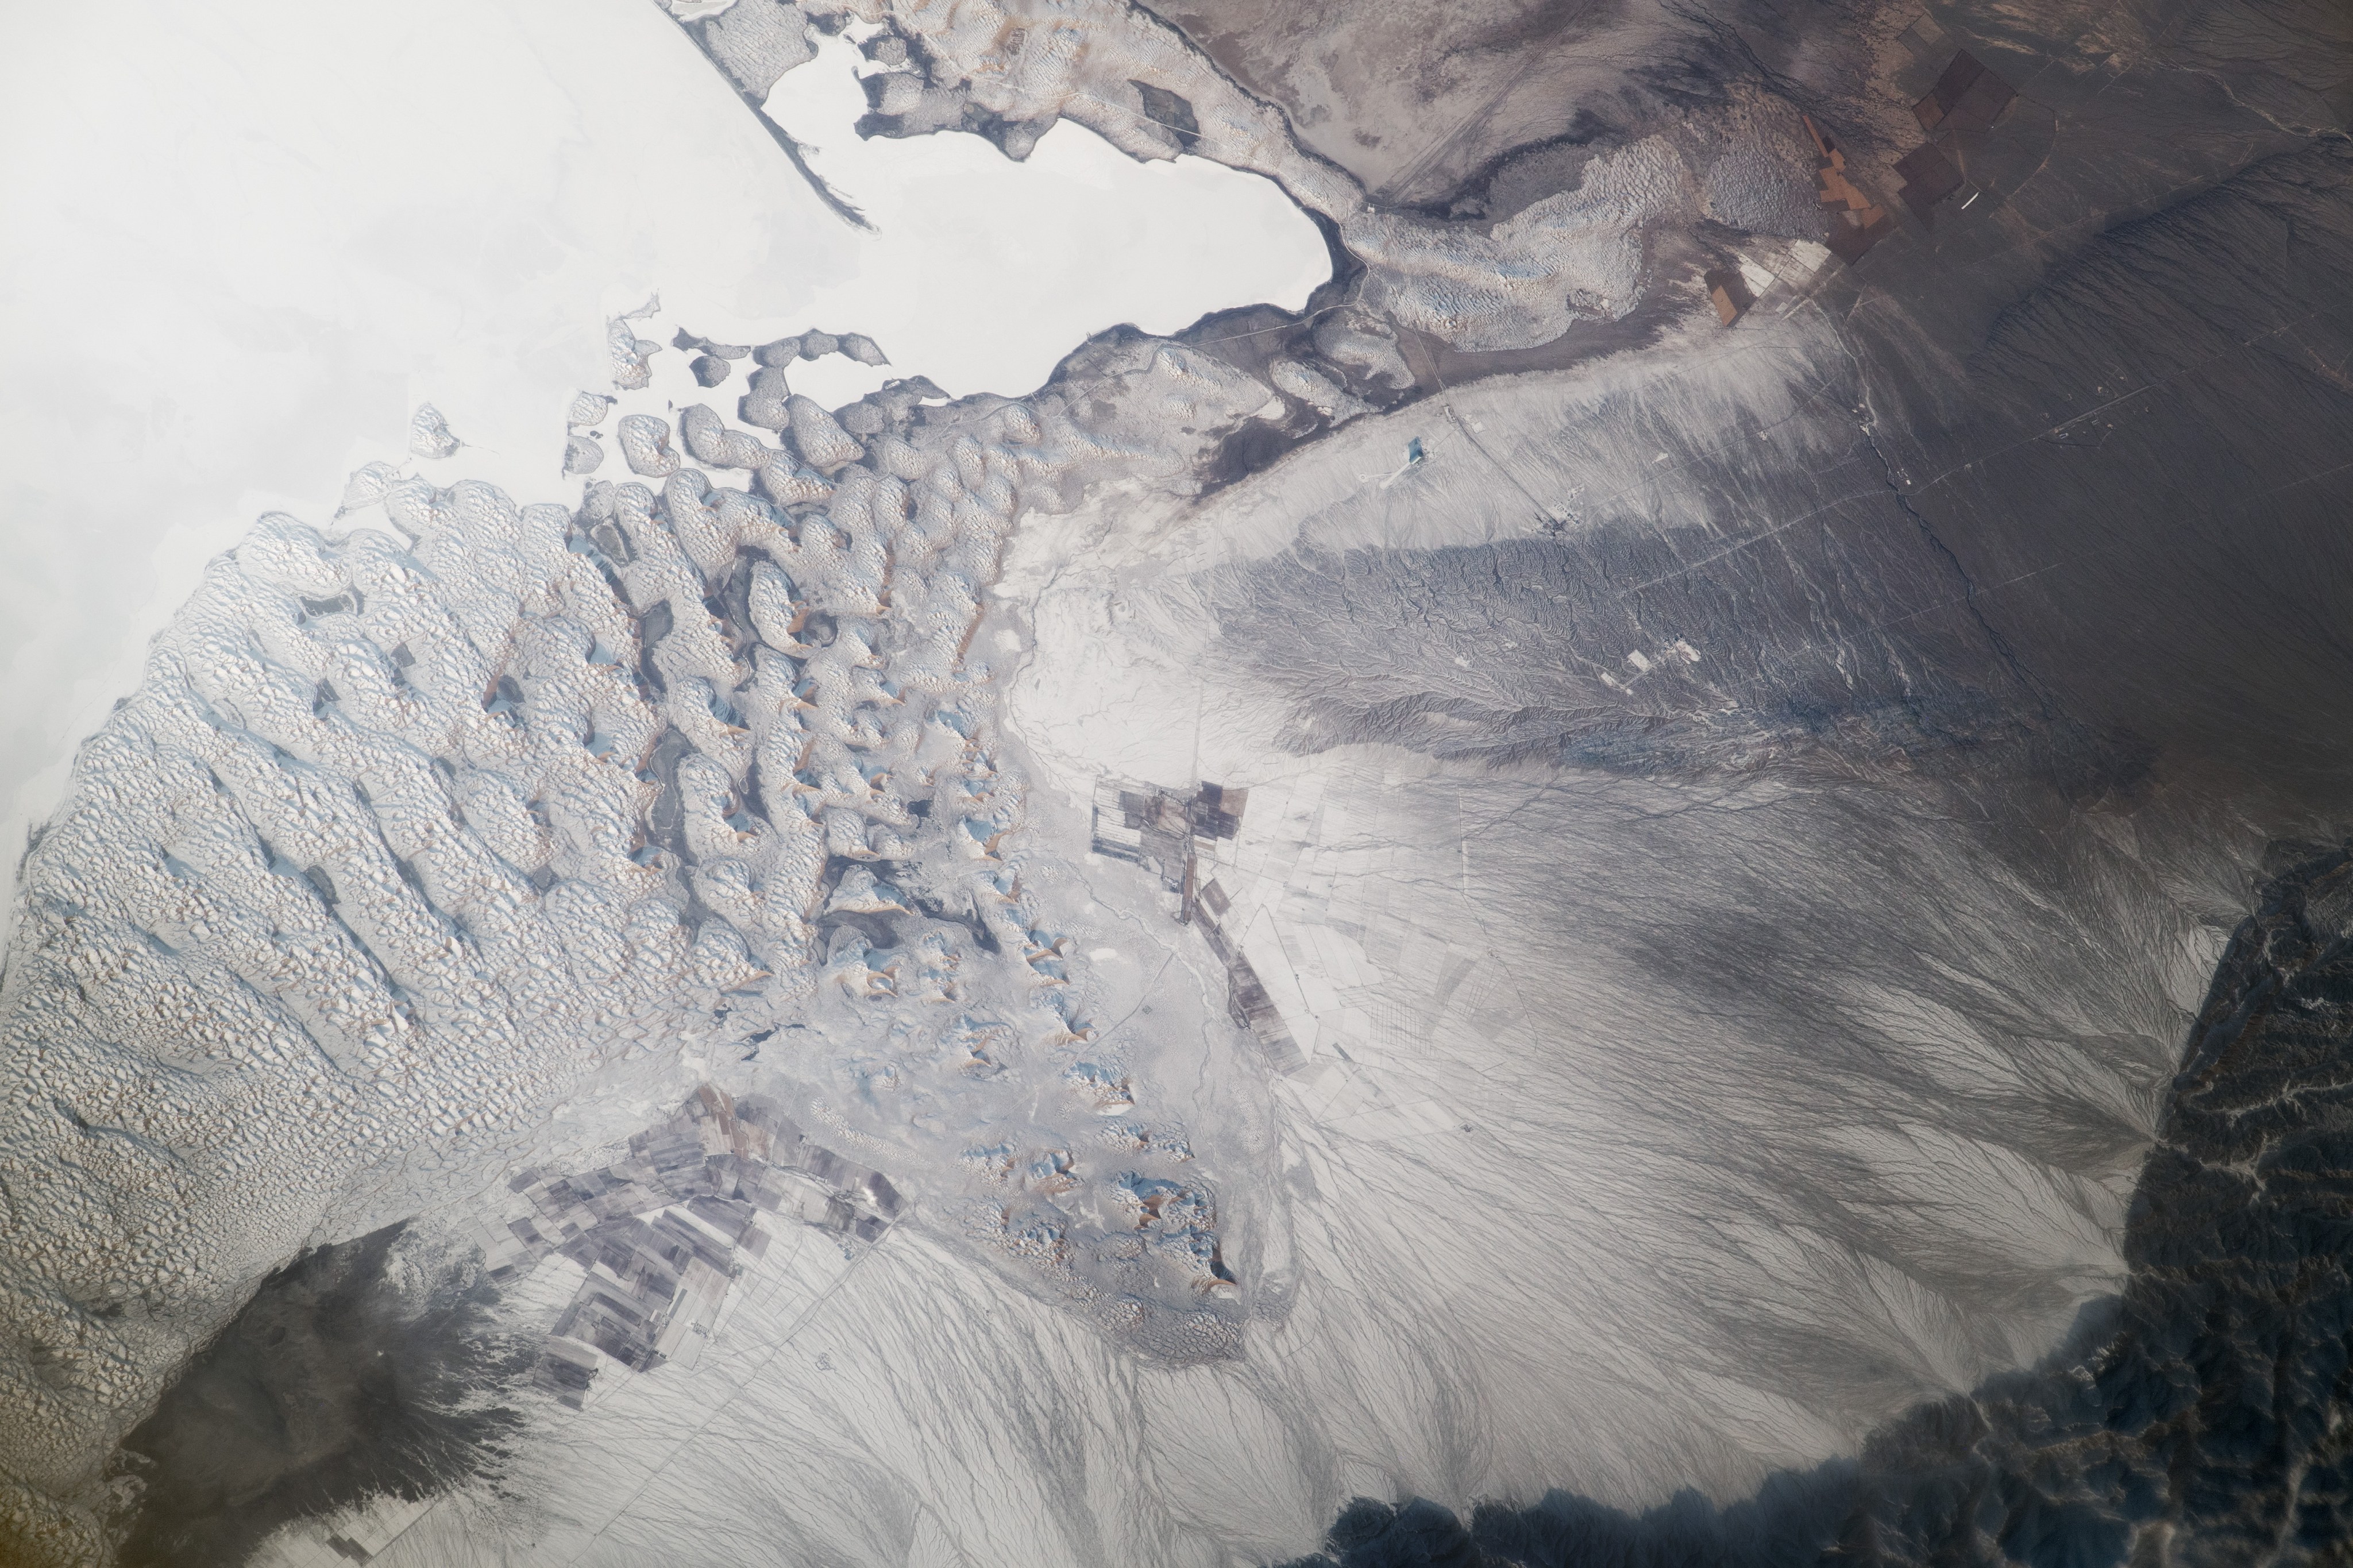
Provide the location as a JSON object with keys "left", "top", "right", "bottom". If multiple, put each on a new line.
{"left": 5, "top": 1, "right": 2322, "bottom": 1562}
{"left": 0, "top": 0, "right": 1326, "bottom": 945}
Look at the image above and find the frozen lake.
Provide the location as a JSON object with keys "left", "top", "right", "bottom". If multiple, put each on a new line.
{"left": 0, "top": 0, "right": 1328, "bottom": 933}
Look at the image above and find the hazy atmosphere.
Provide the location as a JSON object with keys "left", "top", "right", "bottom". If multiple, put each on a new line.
{"left": 0, "top": 0, "right": 2348, "bottom": 1565}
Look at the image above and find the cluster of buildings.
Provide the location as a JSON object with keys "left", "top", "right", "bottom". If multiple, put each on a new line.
{"left": 1090, "top": 780, "right": 1304, "bottom": 1074}
{"left": 480, "top": 1085, "right": 903, "bottom": 1405}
